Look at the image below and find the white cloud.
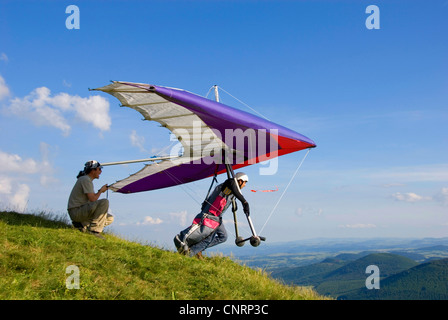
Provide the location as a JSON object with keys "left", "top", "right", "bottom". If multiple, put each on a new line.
{"left": 0, "top": 176, "right": 13, "bottom": 194}
{"left": 370, "top": 164, "right": 448, "bottom": 183}
{"left": 122, "top": 211, "right": 189, "bottom": 227}
{"left": 168, "top": 210, "right": 189, "bottom": 226}
{"left": 130, "top": 130, "right": 147, "bottom": 153}
{"left": 0, "top": 144, "right": 55, "bottom": 180}
{"left": 137, "top": 216, "right": 163, "bottom": 225}
{"left": 390, "top": 188, "right": 448, "bottom": 206}
{"left": 391, "top": 192, "right": 431, "bottom": 203}
{"left": 339, "top": 223, "right": 376, "bottom": 229}
{"left": 381, "top": 183, "right": 406, "bottom": 188}
{"left": 62, "top": 80, "right": 72, "bottom": 88}
{"left": 0, "top": 145, "right": 57, "bottom": 211}
{"left": 10, "top": 184, "right": 30, "bottom": 213}
{"left": 38, "top": 142, "right": 58, "bottom": 187}
{"left": 4, "top": 85, "right": 111, "bottom": 135}
{"left": 307, "top": 164, "right": 448, "bottom": 187}
{"left": 0, "top": 53, "right": 8, "bottom": 63}
{"left": 0, "top": 150, "right": 39, "bottom": 174}
{"left": 0, "top": 74, "right": 11, "bottom": 100}
{"left": 434, "top": 188, "right": 448, "bottom": 206}
{"left": 295, "top": 207, "right": 322, "bottom": 218}
{"left": 0, "top": 178, "right": 30, "bottom": 213}
{"left": 7, "top": 87, "right": 71, "bottom": 135}
{"left": 70, "top": 94, "right": 111, "bottom": 132}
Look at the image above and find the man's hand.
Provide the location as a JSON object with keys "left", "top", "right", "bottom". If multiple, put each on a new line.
{"left": 99, "top": 184, "right": 108, "bottom": 193}
{"left": 88, "top": 184, "right": 108, "bottom": 202}
{"left": 243, "top": 201, "right": 250, "bottom": 216}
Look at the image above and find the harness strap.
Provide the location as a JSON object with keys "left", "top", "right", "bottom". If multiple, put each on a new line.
{"left": 200, "top": 165, "right": 219, "bottom": 212}
{"left": 204, "top": 169, "right": 218, "bottom": 201}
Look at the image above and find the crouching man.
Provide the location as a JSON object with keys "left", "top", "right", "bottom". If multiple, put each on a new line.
{"left": 67, "top": 160, "right": 113, "bottom": 239}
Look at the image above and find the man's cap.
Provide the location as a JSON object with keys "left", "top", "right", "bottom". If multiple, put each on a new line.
{"left": 84, "top": 160, "right": 103, "bottom": 170}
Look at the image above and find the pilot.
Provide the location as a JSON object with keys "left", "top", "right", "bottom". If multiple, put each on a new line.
{"left": 174, "top": 172, "right": 250, "bottom": 259}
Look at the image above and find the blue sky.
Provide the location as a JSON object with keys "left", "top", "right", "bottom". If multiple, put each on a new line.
{"left": 0, "top": 0, "right": 447, "bottom": 249}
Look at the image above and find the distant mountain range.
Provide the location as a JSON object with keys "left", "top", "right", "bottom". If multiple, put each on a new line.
{"left": 220, "top": 237, "right": 448, "bottom": 258}
{"left": 269, "top": 250, "right": 448, "bottom": 299}
{"left": 217, "top": 237, "right": 448, "bottom": 300}
{"left": 340, "top": 257, "right": 448, "bottom": 300}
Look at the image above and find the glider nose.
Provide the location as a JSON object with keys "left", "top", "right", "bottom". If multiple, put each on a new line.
{"left": 274, "top": 134, "right": 316, "bottom": 155}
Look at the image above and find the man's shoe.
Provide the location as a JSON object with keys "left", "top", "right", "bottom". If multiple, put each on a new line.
{"left": 173, "top": 234, "right": 183, "bottom": 253}
{"left": 72, "top": 221, "right": 86, "bottom": 233}
{"left": 174, "top": 234, "right": 190, "bottom": 255}
{"left": 174, "top": 234, "right": 188, "bottom": 254}
{"left": 89, "top": 231, "right": 106, "bottom": 240}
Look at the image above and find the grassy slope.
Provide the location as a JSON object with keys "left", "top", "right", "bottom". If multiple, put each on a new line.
{"left": 0, "top": 211, "right": 327, "bottom": 300}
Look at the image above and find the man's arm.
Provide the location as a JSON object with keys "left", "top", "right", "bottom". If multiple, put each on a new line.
{"left": 227, "top": 179, "right": 250, "bottom": 216}
{"left": 86, "top": 184, "right": 108, "bottom": 202}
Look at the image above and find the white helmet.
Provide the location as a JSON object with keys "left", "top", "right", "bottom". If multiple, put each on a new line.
{"left": 235, "top": 172, "right": 249, "bottom": 182}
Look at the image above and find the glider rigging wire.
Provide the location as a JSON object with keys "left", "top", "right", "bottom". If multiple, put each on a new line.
{"left": 207, "top": 86, "right": 271, "bottom": 121}
{"left": 259, "top": 148, "right": 311, "bottom": 234}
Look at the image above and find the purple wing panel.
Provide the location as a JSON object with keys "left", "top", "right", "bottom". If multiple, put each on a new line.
{"left": 94, "top": 81, "right": 316, "bottom": 194}
{"left": 152, "top": 85, "right": 315, "bottom": 146}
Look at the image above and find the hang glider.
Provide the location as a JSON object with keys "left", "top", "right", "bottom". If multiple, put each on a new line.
{"left": 92, "top": 81, "right": 316, "bottom": 194}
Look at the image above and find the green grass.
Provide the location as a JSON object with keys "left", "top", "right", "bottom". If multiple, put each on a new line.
{"left": 0, "top": 211, "right": 328, "bottom": 300}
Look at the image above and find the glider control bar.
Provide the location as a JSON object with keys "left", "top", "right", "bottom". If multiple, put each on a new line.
{"left": 225, "top": 162, "right": 266, "bottom": 247}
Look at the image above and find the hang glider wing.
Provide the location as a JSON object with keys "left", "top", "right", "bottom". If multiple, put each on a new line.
{"left": 92, "top": 81, "right": 316, "bottom": 193}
